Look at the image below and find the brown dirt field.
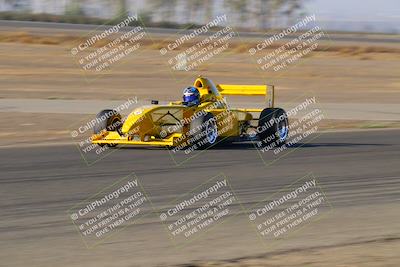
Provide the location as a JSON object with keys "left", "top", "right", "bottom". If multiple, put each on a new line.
{"left": 0, "top": 33, "right": 399, "bottom": 103}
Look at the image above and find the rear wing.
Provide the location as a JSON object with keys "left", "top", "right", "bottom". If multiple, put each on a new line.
{"left": 216, "top": 84, "right": 275, "bottom": 108}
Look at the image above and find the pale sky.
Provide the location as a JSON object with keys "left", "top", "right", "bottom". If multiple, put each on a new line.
{"left": 304, "top": 0, "right": 400, "bottom": 32}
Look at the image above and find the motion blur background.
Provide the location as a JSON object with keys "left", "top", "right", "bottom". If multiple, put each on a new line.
{"left": 0, "top": 1, "right": 399, "bottom": 267}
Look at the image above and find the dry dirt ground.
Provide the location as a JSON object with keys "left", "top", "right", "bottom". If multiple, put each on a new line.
{"left": 0, "top": 36, "right": 399, "bottom": 103}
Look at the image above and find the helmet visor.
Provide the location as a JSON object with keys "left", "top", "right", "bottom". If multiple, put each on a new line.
{"left": 183, "top": 93, "right": 198, "bottom": 104}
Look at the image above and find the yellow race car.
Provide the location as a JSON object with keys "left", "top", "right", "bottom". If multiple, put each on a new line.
{"left": 91, "top": 76, "right": 289, "bottom": 149}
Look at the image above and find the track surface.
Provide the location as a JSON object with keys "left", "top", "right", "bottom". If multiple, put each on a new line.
{"left": 1, "top": 129, "right": 399, "bottom": 266}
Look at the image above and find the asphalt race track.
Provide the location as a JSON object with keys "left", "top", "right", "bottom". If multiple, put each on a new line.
{"left": 1, "top": 129, "right": 399, "bottom": 266}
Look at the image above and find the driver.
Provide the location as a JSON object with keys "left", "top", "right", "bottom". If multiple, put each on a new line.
{"left": 182, "top": 87, "right": 200, "bottom": 107}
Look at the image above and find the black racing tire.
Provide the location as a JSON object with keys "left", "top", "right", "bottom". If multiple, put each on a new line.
{"left": 257, "top": 108, "right": 289, "bottom": 146}
{"left": 93, "top": 109, "right": 122, "bottom": 147}
{"left": 189, "top": 112, "right": 218, "bottom": 149}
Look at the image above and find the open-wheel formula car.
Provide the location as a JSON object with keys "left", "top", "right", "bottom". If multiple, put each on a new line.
{"left": 91, "top": 76, "right": 289, "bottom": 149}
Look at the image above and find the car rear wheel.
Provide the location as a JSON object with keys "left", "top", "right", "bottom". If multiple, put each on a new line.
{"left": 257, "top": 108, "right": 288, "bottom": 146}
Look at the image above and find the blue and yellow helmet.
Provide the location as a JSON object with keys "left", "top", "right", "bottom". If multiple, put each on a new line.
{"left": 183, "top": 86, "right": 200, "bottom": 107}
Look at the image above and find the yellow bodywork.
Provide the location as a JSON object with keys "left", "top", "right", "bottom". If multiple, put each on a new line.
{"left": 92, "top": 76, "right": 274, "bottom": 147}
